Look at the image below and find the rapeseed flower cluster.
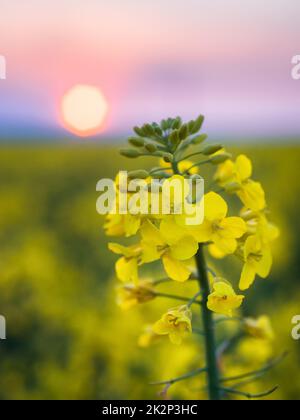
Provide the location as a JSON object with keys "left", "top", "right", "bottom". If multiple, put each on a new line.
{"left": 104, "top": 115, "right": 279, "bottom": 399}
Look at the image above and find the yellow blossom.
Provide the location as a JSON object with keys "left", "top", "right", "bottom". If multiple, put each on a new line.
{"left": 214, "top": 155, "right": 266, "bottom": 211}
{"left": 239, "top": 235, "right": 273, "bottom": 290}
{"left": 207, "top": 281, "right": 244, "bottom": 317}
{"left": 141, "top": 219, "right": 198, "bottom": 282}
{"left": 153, "top": 306, "right": 192, "bottom": 345}
{"left": 116, "top": 281, "right": 156, "bottom": 310}
{"left": 189, "top": 192, "right": 247, "bottom": 254}
{"left": 244, "top": 316, "right": 274, "bottom": 340}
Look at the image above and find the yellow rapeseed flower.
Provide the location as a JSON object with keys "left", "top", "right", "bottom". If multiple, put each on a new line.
{"left": 141, "top": 220, "right": 198, "bottom": 282}
{"left": 214, "top": 155, "right": 266, "bottom": 211}
{"left": 116, "top": 280, "right": 156, "bottom": 310}
{"left": 153, "top": 305, "right": 192, "bottom": 345}
{"left": 189, "top": 192, "right": 247, "bottom": 254}
{"left": 239, "top": 235, "right": 272, "bottom": 290}
{"left": 244, "top": 315, "right": 274, "bottom": 340}
{"left": 207, "top": 281, "right": 244, "bottom": 317}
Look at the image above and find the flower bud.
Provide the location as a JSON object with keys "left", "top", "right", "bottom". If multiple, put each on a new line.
{"left": 172, "top": 116, "right": 182, "bottom": 130}
{"left": 128, "top": 137, "right": 145, "bottom": 147}
{"left": 161, "top": 119, "right": 169, "bottom": 131}
{"left": 152, "top": 123, "right": 163, "bottom": 136}
{"left": 120, "top": 148, "right": 140, "bottom": 158}
{"left": 189, "top": 115, "right": 204, "bottom": 134}
{"left": 133, "top": 126, "right": 144, "bottom": 137}
{"left": 169, "top": 130, "right": 180, "bottom": 147}
{"left": 179, "top": 124, "right": 188, "bottom": 140}
{"left": 142, "top": 124, "right": 155, "bottom": 137}
{"left": 192, "top": 134, "right": 207, "bottom": 145}
{"left": 145, "top": 143, "right": 157, "bottom": 153}
{"left": 162, "top": 153, "right": 173, "bottom": 163}
{"left": 209, "top": 153, "right": 232, "bottom": 164}
{"left": 202, "top": 144, "right": 223, "bottom": 156}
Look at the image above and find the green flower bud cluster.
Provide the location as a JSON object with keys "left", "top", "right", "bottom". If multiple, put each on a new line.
{"left": 120, "top": 115, "right": 231, "bottom": 180}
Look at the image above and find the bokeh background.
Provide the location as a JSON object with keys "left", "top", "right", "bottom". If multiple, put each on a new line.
{"left": 0, "top": 0, "right": 299, "bottom": 400}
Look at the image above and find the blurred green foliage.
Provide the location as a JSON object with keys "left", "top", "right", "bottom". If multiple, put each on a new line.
{"left": 0, "top": 144, "right": 299, "bottom": 400}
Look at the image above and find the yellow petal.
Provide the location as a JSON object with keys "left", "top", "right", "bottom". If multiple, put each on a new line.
{"left": 115, "top": 257, "right": 138, "bottom": 283}
{"left": 219, "top": 217, "right": 247, "bottom": 239}
{"left": 214, "top": 159, "right": 236, "bottom": 185}
{"left": 239, "top": 263, "right": 256, "bottom": 290}
{"left": 108, "top": 243, "right": 133, "bottom": 257}
{"left": 152, "top": 319, "right": 170, "bottom": 335}
{"left": 244, "top": 235, "right": 261, "bottom": 259}
{"left": 213, "top": 282, "right": 235, "bottom": 296}
{"left": 140, "top": 241, "right": 162, "bottom": 263}
{"left": 213, "top": 236, "right": 237, "bottom": 254}
{"left": 208, "top": 243, "right": 227, "bottom": 259}
{"left": 160, "top": 217, "right": 187, "bottom": 245}
{"left": 256, "top": 247, "right": 272, "bottom": 278}
{"left": 169, "top": 332, "right": 183, "bottom": 345}
{"left": 169, "top": 236, "right": 199, "bottom": 261}
{"left": 236, "top": 155, "right": 252, "bottom": 181}
{"left": 237, "top": 181, "right": 266, "bottom": 211}
{"left": 204, "top": 192, "right": 228, "bottom": 221}
{"left": 124, "top": 214, "right": 141, "bottom": 237}
{"left": 140, "top": 220, "right": 164, "bottom": 246}
{"left": 188, "top": 220, "right": 213, "bottom": 243}
{"left": 162, "top": 255, "right": 192, "bottom": 282}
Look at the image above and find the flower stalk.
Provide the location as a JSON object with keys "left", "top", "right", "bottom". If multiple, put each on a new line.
{"left": 195, "top": 245, "right": 221, "bottom": 400}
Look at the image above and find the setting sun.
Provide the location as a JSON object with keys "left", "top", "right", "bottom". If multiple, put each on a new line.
{"left": 61, "top": 85, "right": 108, "bottom": 137}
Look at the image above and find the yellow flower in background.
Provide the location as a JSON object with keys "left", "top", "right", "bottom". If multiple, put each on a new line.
{"left": 214, "top": 155, "right": 266, "bottom": 211}
{"left": 153, "top": 306, "right": 192, "bottom": 345}
{"left": 116, "top": 281, "right": 156, "bottom": 310}
{"left": 108, "top": 243, "right": 142, "bottom": 283}
{"left": 207, "top": 281, "right": 244, "bottom": 317}
{"left": 189, "top": 192, "right": 247, "bottom": 254}
{"left": 239, "top": 235, "right": 273, "bottom": 290}
{"left": 141, "top": 220, "right": 198, "bottom": 282}
{"left": 244, "top": 316, "right": 274, "bottom": 340}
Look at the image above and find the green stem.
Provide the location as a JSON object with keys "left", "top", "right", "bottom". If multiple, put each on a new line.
{"left": 154, "top": 292, "right": 201, "bottom": 305}
{"left": 150, "top": 367, "right": 207, "bottom": 386}
{"left": 195, "top": 245, "right": 221, "bottom": 400}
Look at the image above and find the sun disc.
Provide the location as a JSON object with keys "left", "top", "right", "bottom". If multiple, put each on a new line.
{"left": 61, "top": 85, "right": 108, "bottom": 136}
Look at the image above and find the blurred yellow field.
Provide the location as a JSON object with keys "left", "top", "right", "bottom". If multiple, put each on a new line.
{"left": 0, "top": 144, "right": 299, "bottom": 399}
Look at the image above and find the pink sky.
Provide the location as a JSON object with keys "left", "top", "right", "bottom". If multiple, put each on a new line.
{"left": 0, "top": 0, "right": 300, "bottom": 140}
